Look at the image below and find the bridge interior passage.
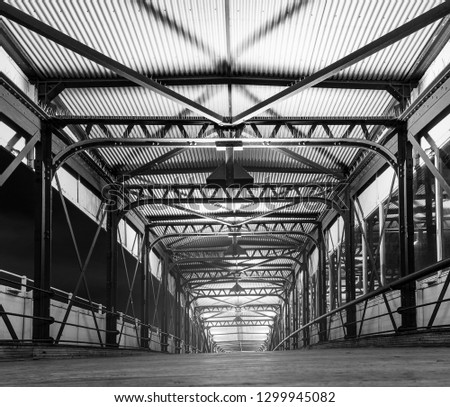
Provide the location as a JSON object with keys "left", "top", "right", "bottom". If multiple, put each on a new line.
{"left": 1, "top": 0, "right": 450, "bottom": 363}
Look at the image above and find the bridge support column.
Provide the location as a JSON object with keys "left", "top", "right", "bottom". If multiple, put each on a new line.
{"left": 302, "top": 258, "right": 310, "bottom": 347}
{"left": 106, "top": 187, "right": 119, "bottom": 347}
{"left": 185, "top": 297, "right": 191, "bottom": 353}
{"left": 397, "top": 125, "right": 417, "bottom": 330}
{"left": 174, "top": 275, "right": 181, "bottom": 354}
{"left": 344, "top": 189, "right": 357, "bottom": 338}
{"left": 140, "top": 227, "right": 150, "bottom": 348}
{"left": 292, "top": 279, "right": 299, "bottom": 349}
{"left": 33, "top": 121, "right": 53, "bottom": 343}
{"left": 317, "top": 224, "right": 327, "bottom": 341}
{"left": 160, "top": 256, "right": 169, "bottom": 352}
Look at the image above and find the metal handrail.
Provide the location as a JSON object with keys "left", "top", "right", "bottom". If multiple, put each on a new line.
{"left": 273, "top": 257, "right": 450, "bottom": 350}
{"left": 0, "top": 270, "right": 196, "bottom": 352}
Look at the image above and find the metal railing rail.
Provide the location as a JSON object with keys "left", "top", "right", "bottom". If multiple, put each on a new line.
{"left": 0, "top": 269, "right": 201, "bottom": 352}
{"left": 273, "top": 258, "right": 450, "bottom": 351}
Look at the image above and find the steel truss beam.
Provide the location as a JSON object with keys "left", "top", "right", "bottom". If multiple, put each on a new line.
{"left": 186, "top": 275, "right": 290, "bottom": 287}
{"left": 196, "top": 305, "right": 280, "bottom": 313}
{"left": 175, "top": 255, "right": 301, "bottom": 267}
{"left": 174, "top": 249, "right": 299, "bottom": 261}
{"left": 152, "top": 221, "right": 317, "bottom": 232}
{"left": 189, "top": 278, "right": 287, "bottom": 288}
{"left": 52, "top": 137, "right": 398, "bottom": 172}
{"left": 181, "top": 268, "right": 292, "bottom": 277}
{"left": 172, "top": 244, "right": 301, "bottom": 252}
{"left": 192, "top": 287, "right": 284, "bottom": 299}
{"left": 204, "top": 320, "right": 273, "bottom": 327}
{"left": 124, "top": 196, "right": 344, "bottom": 220}
{"left": 0, "top": 2, "right": 224, "bottom": 124}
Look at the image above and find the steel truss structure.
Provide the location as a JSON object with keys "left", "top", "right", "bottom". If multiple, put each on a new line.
{"left": 1, "top": 0, "right": 450, "bottom": 353}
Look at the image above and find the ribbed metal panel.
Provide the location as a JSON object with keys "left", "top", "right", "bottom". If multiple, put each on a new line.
{"left": 5, "top": 0, "right": 227, "bottom": 77}
{"left": 232, "top": 0, "right": 443, "bottom": 80}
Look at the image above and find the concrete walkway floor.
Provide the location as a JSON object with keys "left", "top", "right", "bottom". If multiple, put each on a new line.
{"left": 0, "top": 347, "right": 449, "bottom": 386}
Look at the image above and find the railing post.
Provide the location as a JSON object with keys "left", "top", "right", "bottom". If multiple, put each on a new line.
{"left": 106, "top": 186, "right": 119, "bottom": 347}
{"left": 397, "top": 125, "right": 417, "bottom": 329}
{"left": 140, "top": 227, "right": 150, "bottom": 348}
{"left": 33, "top": 121, "right": 53, "bottom": 343}
{"left": 344, "top": 189, "right": 357, "bottom": 338}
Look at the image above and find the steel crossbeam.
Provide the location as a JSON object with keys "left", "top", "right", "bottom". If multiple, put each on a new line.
{"left": 204, "top": 320, "right": 273, "bottom": 327}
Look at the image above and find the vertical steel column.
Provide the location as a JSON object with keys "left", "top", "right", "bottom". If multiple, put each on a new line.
{"left": 424, "top": 168, "right": 435, "bottom": 259}
{"left": 435, "top": 150, "right": 444, "bottom": 262}
{"left": 160, "top": 256, "right": 169, "bottom": 352}
{"left": 344, "top": 189, "right": 356, "bottom": 338}
{"left": 174, "top": 274, "right": 181, "bottom": 354}
{"left": 337, "top": 245, "right": 342, "bottom": 306}
{"left": 292, "top": 278, "right": 299, "bottom": 349}
{"left": 106, "top": 187, "right": 119, "bottom": 347}
{"left": 362, "top": 218, "right": 368, "bottom": 293}
{"left": 302, "top": 261, "right": 310, "bottom": 347}
{"left": 33, "top": 121, "right": 53, "bottom": 343}
{"left": 329, "top": 252, "right": 336, "bottom": 309}
{"left": 285, "top": 292, "right": 291, "bottom": 350}
{"left": 185, "top": 297, "right": 191, "bottom": 353}
{"left": 397, "top": 126, "right": 417, "bottom": 329}
{"left": 317, "top": 224, "right": 327, "bottom": 341}
{"left": 140, "top": 227, "right": 150, "bottom": 348}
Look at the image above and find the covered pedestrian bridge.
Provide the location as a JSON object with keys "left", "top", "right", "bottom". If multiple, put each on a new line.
{"left": 1, "top": 0, "right": 450, "bottom": 386}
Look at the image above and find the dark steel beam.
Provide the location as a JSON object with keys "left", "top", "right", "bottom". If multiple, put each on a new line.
{"left": 140, "top": 167, "right": 341, "bottom": 176}
{"left": 52, "top": 116, "right": 400, "bottom": 127}
{"left": 148, "top": 213, "right": 319, "bottom": 222}
{"left": 34, "top": 76, "right": 415, "bottom": 90}
{"left": 125, "top": 183, "right": 335, "bottom": 190}
{"left": 0, "top": 2, "right": 225, "bottom": 124}
{"left": 231, "top": 1, "right": 450, "bottom": 124}
{"left": 124, "top": 196, "right": 343, "bottom": 216}
{"left": 52, "top": 137, "right": 397, "bottom": 171}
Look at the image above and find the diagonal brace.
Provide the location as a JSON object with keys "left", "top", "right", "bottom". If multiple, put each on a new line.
{"left": 0, "top": 132, "right": 39, "bottom": 187}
